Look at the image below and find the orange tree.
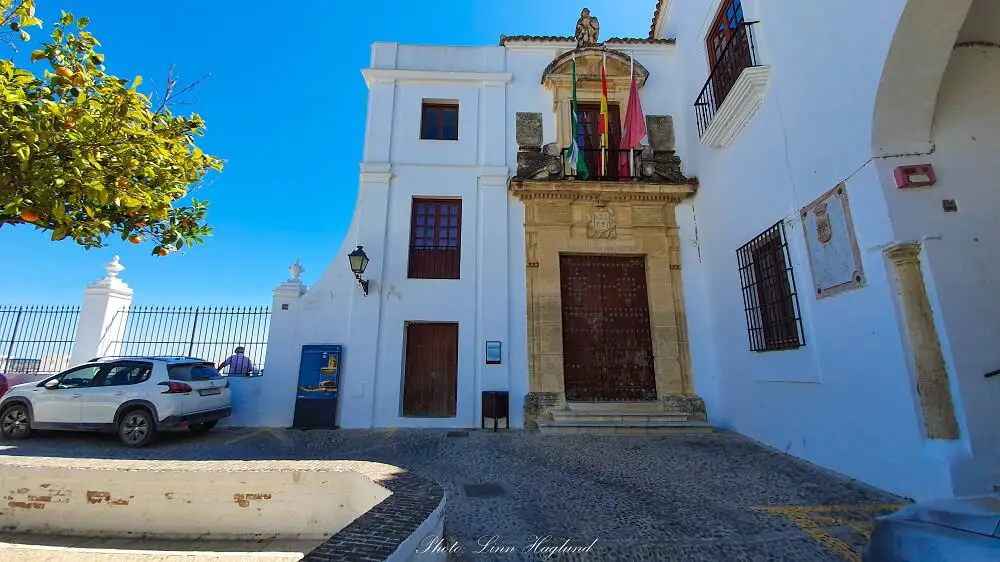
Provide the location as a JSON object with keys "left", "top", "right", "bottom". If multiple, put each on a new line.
{"left": 0, "top": 1, "right": 222, "bottom": 255}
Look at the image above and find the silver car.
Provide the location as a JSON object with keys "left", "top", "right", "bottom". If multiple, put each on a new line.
{"left": 863, "top": 494, "right": 1000, "bottom": 561}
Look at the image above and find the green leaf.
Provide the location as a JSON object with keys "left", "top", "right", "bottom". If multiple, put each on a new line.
{"left": 60, "top": 11, "right": 74, "bottom": 25}
{"left": 77, "top": 16, "right": 90, "bottom": 29}
{"left": 30, "top": 50, "right": 46, "bottom": 63}
{"left": 130, "top": 75, "right": 142, "bottom": 90}
{"left": 19, "top": 30, "right": 30, "bottom": 41}
{"left": 52, "top": 228, "right": 68, "bottom": 241}
{"left": 52, "top": 204, "right": 65, "bottom": 219}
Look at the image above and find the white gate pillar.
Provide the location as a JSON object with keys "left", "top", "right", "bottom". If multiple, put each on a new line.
{"left": 254, "top": 259, "right": 308, "bottom": 428}
{"left": 69, "top": 256, "right": 133, "bottom": 366}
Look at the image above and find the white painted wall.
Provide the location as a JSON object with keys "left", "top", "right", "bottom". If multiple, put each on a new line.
{"left": 878, "top": 39, "right": 1000, "bottom": 496}
{"left": 663, "top": 0, "right": 967, "bottom": 500}
{"left": 260, "top": 43, "right": 522, "bottom": 429}
{"left": 0, "top": 463, "right": 389, "bottom": 540}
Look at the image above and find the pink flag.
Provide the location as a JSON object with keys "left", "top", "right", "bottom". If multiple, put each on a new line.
{"left": 618, "top": 67, "right": 647, "bottom": 179}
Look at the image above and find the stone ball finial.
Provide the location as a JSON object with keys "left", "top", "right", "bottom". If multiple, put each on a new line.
{"left": 105, "top": 255, "right": 124, "bottom": 279}
{"left": 289, "top": 257, "right": 305, "bottom": 281}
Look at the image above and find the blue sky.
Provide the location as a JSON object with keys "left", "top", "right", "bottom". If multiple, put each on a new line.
{"left": 1, "top": 1, "right": 656, "bottom": 306}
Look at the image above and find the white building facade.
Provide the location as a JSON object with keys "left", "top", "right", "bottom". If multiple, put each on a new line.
{"left": 257, "top": 0, "right": 1000, "bottom": 502}
{"left": 659, "top": 0, "right": 1000, "bottom": 502}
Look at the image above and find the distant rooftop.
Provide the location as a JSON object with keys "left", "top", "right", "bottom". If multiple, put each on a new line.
{"left": 501, "top": 2, "right": 674, "bottom": 47}
{"left": 499, "top": 35, "right": 675, "bottom": 46}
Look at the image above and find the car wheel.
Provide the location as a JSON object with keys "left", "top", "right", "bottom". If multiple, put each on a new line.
{"left": 118, "top": 409, "right": 156, "bottom": 448}
{"left": 0, "top": 404, "right": 32, "bottom": 440}
{"left": 189, "top": 420, "right": 218, "bottom": 434}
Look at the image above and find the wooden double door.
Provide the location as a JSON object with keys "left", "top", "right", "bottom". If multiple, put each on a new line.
{"left": 559, "top": 254, "right": 658, "bottom": 402}
{"left": 402, "top": 322, "right": 458, "bottom": 417}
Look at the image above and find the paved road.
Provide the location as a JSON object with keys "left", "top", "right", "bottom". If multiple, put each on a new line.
{"left": 0, "top": 428, "right": 906, "bottom": 561}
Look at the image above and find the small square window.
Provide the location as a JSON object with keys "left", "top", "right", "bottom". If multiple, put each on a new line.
{"left": 421, "top": 103, "right": 459, "bottom": 141}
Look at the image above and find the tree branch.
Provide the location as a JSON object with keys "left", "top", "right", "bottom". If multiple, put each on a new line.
{"left": 154, "top": 64, "right": 209, "bottom": 114}
{"left": 0, "top": 0, "right": 29, "bottom": 29}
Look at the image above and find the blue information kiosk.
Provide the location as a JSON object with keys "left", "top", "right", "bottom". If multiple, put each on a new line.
{"left": 292, "top": 344, "right": 342, "bottom": 429}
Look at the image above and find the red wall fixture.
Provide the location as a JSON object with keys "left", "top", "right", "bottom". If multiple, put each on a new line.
{"left": 893, "top": 164, "right": 936, "bottom": 189}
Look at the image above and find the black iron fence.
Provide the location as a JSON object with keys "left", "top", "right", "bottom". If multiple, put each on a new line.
{"left": 0, "top": 305, "right": 80, "bottom": 377}
{"left": 694, "top": 21, "right": 761, "bottom": 137}
{"left": 107, "top": 306, "right": 271, "bottom": 375}
{"left": 561, "top": 147, "right": 644, "bottom": 181}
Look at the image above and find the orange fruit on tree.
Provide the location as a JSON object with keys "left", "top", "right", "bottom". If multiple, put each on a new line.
{"left": 19, "top": 209, "right": 39, "bottom": 222}
{"left": 55, "top": 66, "right": 72, "bottom": 78}
{"left": 128, "top": 234, "right": 142, "bottom": 244}
{"left": 155, "top": 247, "right": 169, "bottom": 257}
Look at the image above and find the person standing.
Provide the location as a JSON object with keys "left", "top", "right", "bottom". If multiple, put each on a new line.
{"left": 218, "top": 346, "right": 256, "bottom": 375}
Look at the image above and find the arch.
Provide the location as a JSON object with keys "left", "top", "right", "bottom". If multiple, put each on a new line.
{"left": 871, "top": 0, "right": 975, "bottom": 156}
{"left": 540, "top": 47, "right": 650, "bottom": 88}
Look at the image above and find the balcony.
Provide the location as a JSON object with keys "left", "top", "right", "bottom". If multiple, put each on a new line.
{"left": 694, "top": 21, "right": 770, "bottom": 148}
{"left": 408, "top": 245, "right": 460, "bottom": 280}
{"left": 560, "top": 148, "right": 643, "bottom": 181}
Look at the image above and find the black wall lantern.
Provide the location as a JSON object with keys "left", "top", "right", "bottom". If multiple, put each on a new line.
{"left": 348, "top": 245, "right": 370, "bottom": 296}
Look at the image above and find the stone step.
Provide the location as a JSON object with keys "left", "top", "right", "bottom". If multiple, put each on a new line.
{"left": 551, "top": 411, "right": 690, "bottom": 422}
{"left": 566, "top": 401, "right": 666, "bottom": 413}
{"left": 536, "top": 419, "right": 714, "bottom": 435}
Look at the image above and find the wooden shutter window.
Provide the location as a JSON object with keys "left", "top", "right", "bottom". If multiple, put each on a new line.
{"left": 408, "top": 199, "right": 461, "bottom": 279}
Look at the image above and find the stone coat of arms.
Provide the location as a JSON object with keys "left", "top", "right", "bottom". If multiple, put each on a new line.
{"left": 814, "top": 202, "right": 833, "bottom": 245}
{"left": 587, "top": 206, "right": 617, "bottom": 239}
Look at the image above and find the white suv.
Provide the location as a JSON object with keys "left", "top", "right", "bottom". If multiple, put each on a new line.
{"left": 0, "top": 356, "right": 231, "bottom": 447}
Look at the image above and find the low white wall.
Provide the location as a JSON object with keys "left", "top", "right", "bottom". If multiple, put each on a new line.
{"left": 390, "top": 494, "right": 447, "bottom": 562}
{"left": 0, "top": 464, "right": 389, "bottom": 540}
{"left": 219, "top": 375, "right": 264, "bottom": 427}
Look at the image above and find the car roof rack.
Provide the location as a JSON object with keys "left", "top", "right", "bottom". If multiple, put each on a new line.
{"left": 87, "top": 355, "right": 211, "bottom": 363}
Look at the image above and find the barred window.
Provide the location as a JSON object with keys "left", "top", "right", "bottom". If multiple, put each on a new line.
{"left": 736, "top": 221, "right": 804, "bottom": 352}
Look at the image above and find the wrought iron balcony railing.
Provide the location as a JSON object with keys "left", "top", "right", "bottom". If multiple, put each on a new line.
{"left": 694, "top": 21, "right": 761, "bottom": 137}
{"left": 560, "top": 147, "right": 644, "bottom": 181}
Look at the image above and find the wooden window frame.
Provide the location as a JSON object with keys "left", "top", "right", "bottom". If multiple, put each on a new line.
{"left": 705, "top": 0, "right": 746, "bottom": 68}
{"left": 408, "top": 198, "right": 462, "bottom": 280}
{"left": 737, "top": 221, "right": 805, "bottom": 352}
{"left": 420, "top": 102, "right": 459, "bottom": 141}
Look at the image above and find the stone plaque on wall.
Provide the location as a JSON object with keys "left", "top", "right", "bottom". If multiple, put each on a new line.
{"left": 536, "top": 205, "right": 572, "bottom": 225}
{"left": 633, "top": 206, "right": 666, "bottom": 226}
{"left": 800, "top": 183, "right": 865, "bottom": 299}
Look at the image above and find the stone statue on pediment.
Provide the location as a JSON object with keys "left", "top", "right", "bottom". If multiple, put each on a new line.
{"left": 575, "top": 8, "right": 599, "bottom": 47}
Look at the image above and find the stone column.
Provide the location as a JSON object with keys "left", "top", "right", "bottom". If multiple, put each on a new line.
{"left": 884, "top": 242, "right": 960, "bottom": 440}
{"left": 255, "top": 259, "right": 308, "bottom": 428}
{"left": 69, "top": 256, "right": 133, "bottom": 366}
{"left": 666, "top": 217, "right": 693, "bottom": 395}
{"left": 555, "top": 95, "right": 571, "bottom": 149}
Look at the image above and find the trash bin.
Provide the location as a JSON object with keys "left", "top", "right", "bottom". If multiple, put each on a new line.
{"left": 481, "top": 391, "right": 509, "bottom": 432}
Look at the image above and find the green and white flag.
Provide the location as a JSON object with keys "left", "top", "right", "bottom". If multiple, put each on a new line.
{"left": 568, "top": 56, "right": 590, "bottom": 180}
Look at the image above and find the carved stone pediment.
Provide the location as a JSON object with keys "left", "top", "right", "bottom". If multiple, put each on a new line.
{"left": 541, "top": 47, "right": 649, "bottom": 90}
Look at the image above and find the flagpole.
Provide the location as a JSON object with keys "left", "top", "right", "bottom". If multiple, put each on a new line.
{"left": 629, "top": 52, "right": 635, "bottom": 178}
{"left": 601, "top": 51, "right": 607, "bottom": 178}
{"left": 571, "top": 51, "right": 576, "bottom": 178}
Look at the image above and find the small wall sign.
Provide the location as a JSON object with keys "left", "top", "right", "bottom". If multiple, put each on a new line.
{"left": 485, "top": 341, "right": 502, "bottom": 365}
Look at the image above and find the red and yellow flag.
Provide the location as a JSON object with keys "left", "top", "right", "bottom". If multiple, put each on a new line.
{"left": 599, "top": 55, "right": 609, "bottom": 150}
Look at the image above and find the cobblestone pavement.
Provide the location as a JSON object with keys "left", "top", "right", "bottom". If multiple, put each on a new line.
{"left": 0, "top": 428, "right": 907, "bottom": 561}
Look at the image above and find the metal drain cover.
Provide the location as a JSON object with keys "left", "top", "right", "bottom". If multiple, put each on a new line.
{"left": 463, "top": 483, "right": 505, "bottom": 498}
{"left": 447, "top": 431, "right": 469, "bottom": 437}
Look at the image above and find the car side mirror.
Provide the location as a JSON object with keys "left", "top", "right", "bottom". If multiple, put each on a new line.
{"left": 44, "top": 379, "right": 60, "bottom": 390}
